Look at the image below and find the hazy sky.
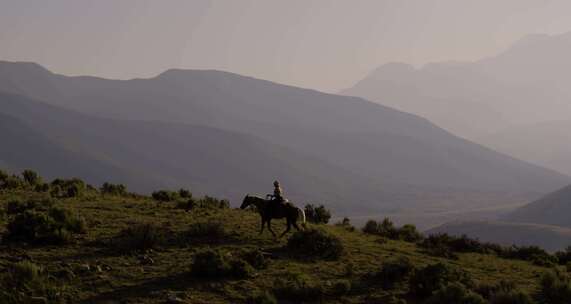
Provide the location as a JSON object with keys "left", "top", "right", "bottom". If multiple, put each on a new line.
{"left": 2, "top": 0, "right": 571, "bottom": 92}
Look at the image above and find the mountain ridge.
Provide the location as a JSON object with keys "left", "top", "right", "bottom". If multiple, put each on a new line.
{"left": 1, "top": 61, "right": 569, "bottom": 216}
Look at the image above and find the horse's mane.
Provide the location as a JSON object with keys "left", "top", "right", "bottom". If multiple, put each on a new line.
{"left": 247, "top": 194, "right": 266, "bottom": 200}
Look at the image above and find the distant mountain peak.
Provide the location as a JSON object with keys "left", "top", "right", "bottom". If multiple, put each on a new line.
{"left": 369, "top": 62, "right": 415, "bottom": 76}
{"left": 0, "top": 60, "right": 53, "bottom": 75}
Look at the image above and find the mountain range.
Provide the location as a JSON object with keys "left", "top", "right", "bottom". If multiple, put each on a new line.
{"left": 343, "top": 32, "right": 571, "bottom": 176}
{"left": 0, "top": 61, "right": 569, "bottom": 215}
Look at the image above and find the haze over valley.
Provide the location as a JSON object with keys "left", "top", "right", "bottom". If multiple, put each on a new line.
{"left": 3, "top": 2, "right": 571, "bottom": 302}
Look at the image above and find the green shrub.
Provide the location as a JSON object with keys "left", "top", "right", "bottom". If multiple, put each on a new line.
{"left": 152, "top": 190, "right": 179, "bottom": 202}
{"left": 286, "top": 228, "right": 344, "bottom": 260}
{"left": 425, "top": 282, "right": 486, "bottom": 304}
{"left": 240, "top": 249, "right": 268, "bottom": 270}
{"left": 114, "top": 223, "right": 166, "bottom": 252}
{"left": 0, "top": 169, "right": 7, "bottom": 182}
{"left": 4, "top": 207, "right": 85, "bottom": 244}
{"left": 476, "top": 280, "right": 517, "bottom": 299}
{"left": 190, "top": 248, "right": 257, "bottom": 279}
{"left": 186, "top": 221, "right": 226, "bottom": 240}
{"left": 5, "top": 199, "right": 36, "bottom": 215}
{"left": 538, "top": 270, "right": 571, "bottom": 304}
{"left": 196, "top": 195, "right": 230, "bottom": 209}
{"left": 1, "top": 175, "right": 25, "bottom": 190}
{"left": 421, "top": 233, "right": 504, "bottom": 257}
{"left": 229, "top": 259, "right": 254, "bottom": 279}
{"left": 362, "top": 219, "right": 422, "bottom": 242}
{"left": 490, "top": 290, "right": 535, "bottom": 304}
{"left": 50, "top": 178, "right": 86, "bottom": 198}
{"left": 304, "top": 204, "right": 332, "bottom": 224}
{"left": 501, "top": 245, "right": 555, "bottom": 264}
{"left": 332, "top": 279, "right": 352, "bottom": 295}
{"left": 273, "top": 272, "right": 323, "bottom": 302}
{"left": 363, "top": 220, "right": 380, "bottom": 234}
{"left": 248, "top": 291, "right": 277, "bottom": 304}
{"left": 0, "top": 261, "right": 63, "bottom": 303}
{"left": 397, "top": 224, "right": 423, "bottom": 242}
{"left": 48, "top": 207, "right": 86, "bottom": 234}
{"left": 178, "top": 188, "right": 192, "bottom": 198}
{"left": 190, "top": 249, "right": 230, "bottom": 278}
{"left": 34, "top": 182, "right": 50, "bottom": 193}
{"left": 555, "top": 246, "right": 571, "bottom": 265}
{"left": 409, "top": 262, "right": 472, "bottom": 298}
{"left": 22, "top": 169, "right": 42, "bottom": 186}
{"left": 376, "top": 256, "right": 415, "bottom": 289}
{"left": 100, "top": 182, "right": 127, "bottom": 196}
{"left": 176, "top": 198, "right": 196, "bottom": 210}
{"left": 335, "top": 217, "right": 355, "bottom": 231}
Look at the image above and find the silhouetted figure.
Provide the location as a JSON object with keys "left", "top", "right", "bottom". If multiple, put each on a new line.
{"left": 267, "top": 180, "right": 284, "bottom": 204}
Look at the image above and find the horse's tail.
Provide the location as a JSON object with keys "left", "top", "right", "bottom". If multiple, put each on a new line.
{"left": 297, "top": 207, "right": 306, "bottom": 229}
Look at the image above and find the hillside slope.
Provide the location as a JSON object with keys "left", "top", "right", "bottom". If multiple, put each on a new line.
{"left": 0, "top": 92, "right": 380, "bottom": 211}
{"left": 0, "top": 112, "right": 157, "bottom": 189}
{"left": 0, "top": 185, "right": 558, "bottom": 303}
{"left": 505, "top": 184, "right": 571, "bottom": 228}
{"left": 0, "top": 62, "right": 569, "bottom": 215}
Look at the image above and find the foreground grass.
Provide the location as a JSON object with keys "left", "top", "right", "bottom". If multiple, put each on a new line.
{"left": 0, "top": 190, "right": 551, "bottom": 303}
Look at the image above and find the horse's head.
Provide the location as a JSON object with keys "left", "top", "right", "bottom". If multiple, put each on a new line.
{"left": 240, "top": 194, "right": 252, "bottom": 209}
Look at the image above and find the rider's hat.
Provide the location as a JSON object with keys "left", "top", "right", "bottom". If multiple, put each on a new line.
{"left": 273, "top": 180, "right": 280, "bottom": 186}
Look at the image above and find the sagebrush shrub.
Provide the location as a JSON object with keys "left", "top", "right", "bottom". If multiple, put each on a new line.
{"left": 4, "top": 206, "right": 85, "bottom": 244}
{"left": 114, "top": 223, "right": 166, "bottom": 252}
{"left": 304, "top": 204, "right": 331, "bottom": 224}
{"left": 50, "top": 178, "right": 86, "bottom": 198}
{"left": 286, "top": 228, "right": 344, "bottom": 260}
{"left": 376, "top": 256, "right": 415, "bottom": 289}
{"left": 0, "top": 261, "right": 62, "bottom": 303}
{"left": 397, "top": 224, "right": 423, "bottom": 242}
{"left": 100, "top": 182, "right": 127, "bottom": 196}
{"left": 190, "top": 249, "right": 229, "bottom": 278}
{"left": 240, "top": 249, "right": 268, "bottom": 270}
{"left": 186, "top": 221, "right": 226, "bottom": 240}
{"left": 22, "top": 170, "right": 42, "bottom": 186}
{"left": 152, "top": 190, "right": 179, "bottom": 202}
{"left": 190, "top": 249, "right": 255, "bottom": 279}
{"left": 229, "top": 259, "right": 254, "bottom": 279}
{"left": 490, "top": 290, "right": 535, "bottom": 304}
{"left": 409, "top": 262, "right": 472, "bottom": 297}
{"left": 248, "top": 291, "right": 277, "bottom": 304}
{"left": 273, "top": 272, "right": 323, "bottom": 302}
{"left": 332, "top": 279, "right": 351, "bottom": 295}
{"left": 363, "top": 220, "right": 380, "bottom": 234}
{"left": 425, "top": 282, "right": 486, "bottom": 304}
{"left": 538, "top": 270, "right": 571, "bottom": 304}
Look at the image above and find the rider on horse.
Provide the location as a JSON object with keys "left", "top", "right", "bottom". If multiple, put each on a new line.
{"left": 267, "top": 180, "right": 285, "bottom": 205}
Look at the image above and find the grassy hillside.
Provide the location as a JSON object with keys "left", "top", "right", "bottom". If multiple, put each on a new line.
{"left": 2, "top": 170, "right": 571, "bottom": 303}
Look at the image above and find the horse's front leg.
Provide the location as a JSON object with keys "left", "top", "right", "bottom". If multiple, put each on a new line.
{"left": 279, "top": 220, "right": 292, "bottom": 238}
{"left": 259, "top": 218, "right": 266, "bottom": 235}
{"left": 267, "top": 219, "right": 277, "bottom": 237}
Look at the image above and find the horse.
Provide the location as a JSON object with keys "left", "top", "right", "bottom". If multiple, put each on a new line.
{"left": 240, "top": 194, "right": 306, "bottom": 238}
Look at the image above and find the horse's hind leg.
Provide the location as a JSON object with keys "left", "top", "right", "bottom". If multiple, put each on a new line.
{"left": 280, "top": 221, "right": 292, "bottom": 238}
{"left": 293, "top": 221, "right": 301, "bottom": 231}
